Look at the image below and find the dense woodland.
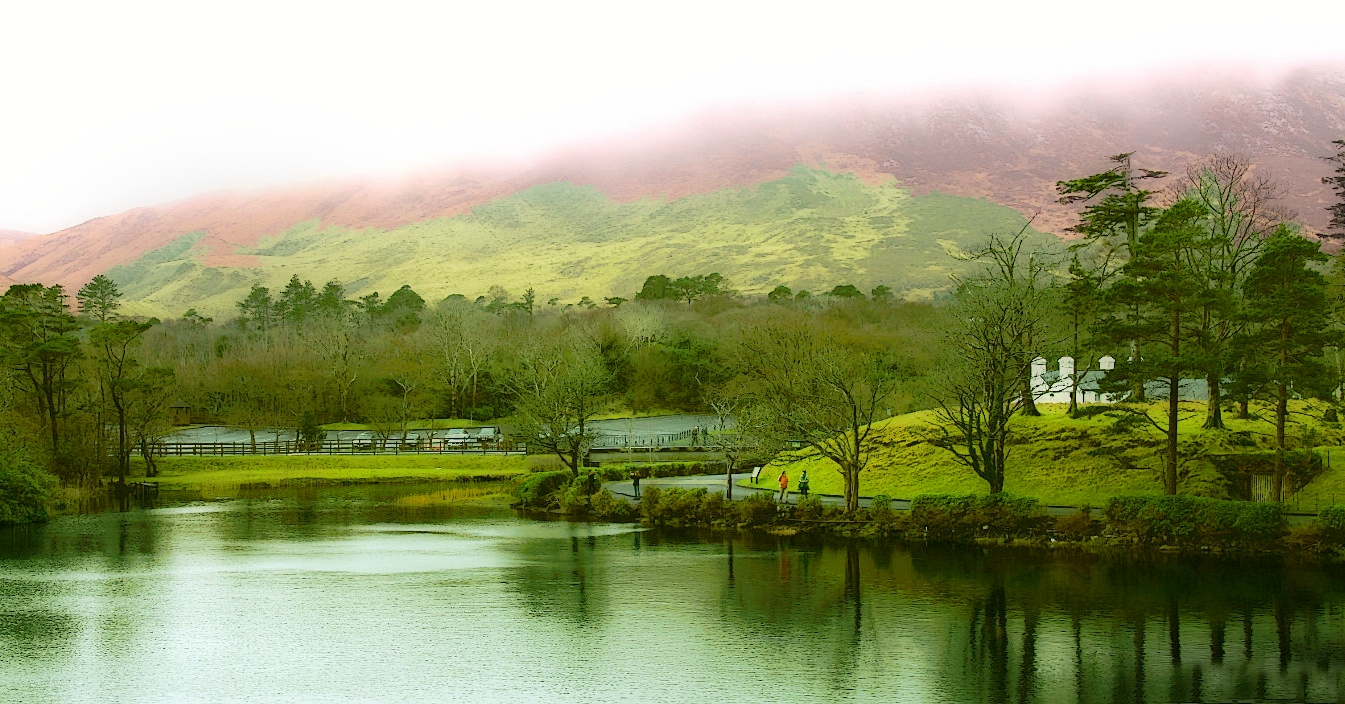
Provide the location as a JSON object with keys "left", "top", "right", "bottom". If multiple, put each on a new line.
{"left": 3, "top": 145, "right": 1345, "bottom": 522}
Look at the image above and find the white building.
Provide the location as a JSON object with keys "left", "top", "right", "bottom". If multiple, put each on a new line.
{"left": 1029, "top": 355, "right": 1210, "bottom": 404}
{"left": 1030, "top": 355, "right": 1117, "bottom": 404}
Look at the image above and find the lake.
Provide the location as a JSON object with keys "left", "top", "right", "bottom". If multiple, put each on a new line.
{"left": 3, "top": 485, "right": 1344, "bottom": 703}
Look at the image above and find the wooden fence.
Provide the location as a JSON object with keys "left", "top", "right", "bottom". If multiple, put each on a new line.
{"left": 153, "top": 439, "right": 525, "bottom": 457}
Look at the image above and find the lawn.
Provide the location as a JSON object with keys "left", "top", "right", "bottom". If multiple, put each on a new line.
{"left": 138, "top": 454, "right": 527, "bottom": 491}
{"left": 760, "top": 400, "right": 1345, "bottom": 507}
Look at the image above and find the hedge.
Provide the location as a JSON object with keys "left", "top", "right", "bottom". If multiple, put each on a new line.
{"left": 1103, "top": 495, "right": 1285, "bottom": 549}
{"left": 909, "top": 493, "right": 1049, "bottom": 542}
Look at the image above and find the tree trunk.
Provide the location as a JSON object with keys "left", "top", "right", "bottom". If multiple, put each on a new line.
{"left": 1166, "top": 377, "right": 1180, "bottom": 495}
{"left": 1274, "top": 382, "right": 1288, "bottom": 503}
{"left": 843, "top": 464, "right": 860, "bottom": 515}
{"left": 1203, "top": 374, "right": 1225, "bottom": 429}
{"left": 1021, "top": 371, "right": 1040, "bottom": 417}
{"left": 115, "top": 397, "right": 129, "bottom": 485}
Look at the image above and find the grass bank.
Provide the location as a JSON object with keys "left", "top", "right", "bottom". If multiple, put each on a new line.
{"left": 136, "top": 454, "right": 527, "bottom": 492}
{"left": 761, "top": 401, "right": 1345, "bottom": 507}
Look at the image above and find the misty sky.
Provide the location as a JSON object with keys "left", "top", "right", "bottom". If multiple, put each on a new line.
{"left": 1, "top": 0, "right": 1339, "bottom": 234}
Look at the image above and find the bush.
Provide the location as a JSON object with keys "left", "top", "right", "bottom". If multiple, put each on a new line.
{"left": 738, "top": 492, "right": 778, "bottom": 527}
{"left": 558, "top": 481, "right": 594, "bottom": 515}
{"left": 909, "top": 493, "right": 1048, "bottom": 542}
{"left": 1103, "top": 495, "right": 1285, "bottom": 549}
{"left": 868, "top": 494, "right": 896, "bottom": 524}
{"left": 795, "top": 494, "right": 824, "bottom": 521}
{"left": 590, "top": 489, "right": 637, "bottom": 521}
{"left": 633, "top": 461, "right": 728, "bottom": 479}
{"left": 641, "top": 487, "right": 706, "bottom": 527}
{"left": 515, "top": 469, "right": 573, "bottom": 508}
{"left": 0, "top": 451, "right": 53, "bottom": 526}
{"left": 1316, "top": 505, "right": 1345, "bottom": 539}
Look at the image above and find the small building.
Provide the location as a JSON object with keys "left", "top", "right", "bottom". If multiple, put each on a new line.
{"left": 1030, "top": 355, "right": 1117, "bottom": 404}
{"left": 1029, "top": 355, "right": 1208, "bottom": 405}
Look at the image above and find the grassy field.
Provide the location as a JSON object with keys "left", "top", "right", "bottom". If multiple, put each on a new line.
{"left": 137, "top": 454, "right": 527, "bottom": 493}
{"left": 764, "top": 401, "right": 1345, "bottom": 507}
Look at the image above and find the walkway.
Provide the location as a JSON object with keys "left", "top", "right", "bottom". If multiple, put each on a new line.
{"left": 602, "top": 472, "right": 908, "bottom": 510}
{"left": 601, "top": 474, "right": 1102, "bottom": 517}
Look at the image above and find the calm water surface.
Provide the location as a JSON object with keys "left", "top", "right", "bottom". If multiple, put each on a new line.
{"left": 3, "top": 485, "right": 1345, "bottom": 703}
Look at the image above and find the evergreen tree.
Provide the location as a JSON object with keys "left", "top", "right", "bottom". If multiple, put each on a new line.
{"left": 1239, "top": 228, "right": 1333, "bottom": 501}
{"left": 0, "top": 285, "right": 82, "bottom": 476}
{"left": 236, "top": 284, "right": 275, "bottom": 333}
{"left": 826, "top": 284, "right": 865, "bottom": 299}
{"left": 1098, "top": 199, "right": 1209, "bottom": 495}
{"left": 315, "top": 280, "right": 346, "bottom": 316}
{"left": 1324, "top": 140, "right": 1345, "bottom": 236}
{"left": 634, "top": 275, "right": 674, "bottom": 301}
{"left": 76, "top": 275, "right": 122, "bottom": 323}
{"left": 277, "top": 275, "right": 317, "bottom": 327}
{"left": 1058, "top": 153, "right": 1168, "bottom": 402}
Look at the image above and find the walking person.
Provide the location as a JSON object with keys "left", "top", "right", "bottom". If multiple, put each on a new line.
{"left": 777, "top": 470, "right": 789, "bottom": 503}
{"left": 631, "top": 468, "right": 641, "bottom": 498}
{"left": 798, "top": 470, "right": 810, "bottom": 499}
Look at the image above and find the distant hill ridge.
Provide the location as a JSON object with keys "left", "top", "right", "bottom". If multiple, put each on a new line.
{"left": 1, "top": 64, "right": 1341, "bottom": 316}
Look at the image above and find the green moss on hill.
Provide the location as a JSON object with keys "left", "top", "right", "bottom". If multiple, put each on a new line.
{"left": 771, "top": 401, "right": 1345, "bottom": 507}
{"left": 107, "top": 167, "right": 1060, "bottom": 317}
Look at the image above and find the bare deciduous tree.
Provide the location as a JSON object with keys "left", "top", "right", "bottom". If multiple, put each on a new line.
{"left": 508, "top": 333, "right": 612, "bottom": 477}
{"left": 736, "top": 313, "right": 905, "bottom": 515}
{"left": 932, "top": 228, "right": 1055, "bottom": 494}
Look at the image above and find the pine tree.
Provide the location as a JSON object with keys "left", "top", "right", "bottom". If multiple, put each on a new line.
{"left": 1239, "top": 228, "right": 1332, "bottom": 502}
{"left": 1057, "top": 153, "right": 1168, "bottom": 402}
{"left": 1324, "top": 140, "right": 1345, "bottom": 236}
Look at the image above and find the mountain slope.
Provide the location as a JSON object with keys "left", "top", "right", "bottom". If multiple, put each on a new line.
{"left": 2, "top": 64, "right": 1342, "bottom": 310}
{"left": 107, "top": 168, "right": 1057, "bottom": 316}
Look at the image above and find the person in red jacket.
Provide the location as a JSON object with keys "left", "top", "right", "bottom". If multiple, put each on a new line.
{"left": 777, "top": 470, "right": 789, "bottom": 503}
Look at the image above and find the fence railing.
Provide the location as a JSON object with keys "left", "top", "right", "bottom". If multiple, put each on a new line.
{"left": 153, "top": 439, "right": 524, "bottom": 457}
{"left": 592, "top": 429, "right": 716, "bottom": 449}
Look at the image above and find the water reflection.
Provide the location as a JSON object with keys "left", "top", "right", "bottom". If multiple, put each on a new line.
{"left": 2, "top": 495, "right": 1344, "bottom": 703}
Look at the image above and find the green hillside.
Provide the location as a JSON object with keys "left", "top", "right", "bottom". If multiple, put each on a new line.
{"left": 108, "top": 166, "right": 1060, "bottom": 317}
{"left": 771, "top": 402, "right": 1345, "bottom": 509}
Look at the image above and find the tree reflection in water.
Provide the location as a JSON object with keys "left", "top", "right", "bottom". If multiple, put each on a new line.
{"left": 708, "top": 537, "right": 1345, "bottom": 702}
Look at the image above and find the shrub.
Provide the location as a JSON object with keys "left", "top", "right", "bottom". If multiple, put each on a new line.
{"left": 0, "top": 452, "right": 53, "bottom": 526}
{"left": 515, "top": 470, "right": 571, "bottom": 508}
{"left": 642, "top": 487, "right": 711, "bottom": 527}
{"left": 909, "top": 493, "right": 1048, "bottom": 542}
{"left": 795, "top": 494, "right": 824, "bottom": 521}
{"left": 639, "top": 486, "right": 662, "bottom": 519}
{"left": 738, "top": 492, "right": 778, "bottom": 526}
{"left": 869, "top": 494, "right": 895, "bottom": 524}
{"left": 590, "top": 489, "right": 637, "bottom": 521}
{"left": 1316, "top": 505, "right": 1345, "bottom": 539}
{"left": 1103, "top": 495, "right": 1285, "bottom": 549}
{"left": 639, "top": 461, "right": 728, "bottom": 478}
{"left": 558, "top": 482, "right": 585, "bottom": 514}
